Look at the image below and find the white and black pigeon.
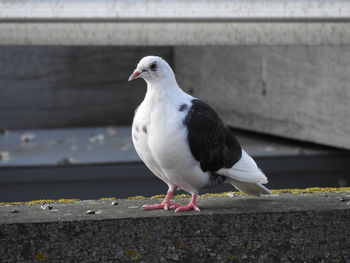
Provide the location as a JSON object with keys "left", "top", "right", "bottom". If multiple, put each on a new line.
{"left": 129, "top": 56, "right": 271, "bottom": 212}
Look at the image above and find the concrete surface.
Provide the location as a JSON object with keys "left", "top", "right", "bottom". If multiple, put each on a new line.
{"left": 1, "top": 126, "right": 343, "bottom": 167}
{"left": 3, "top": 0, "right": 350, "bottom": 20}
{"left": 2, "top": 126, "right": 349, "bottom": 202}
{"left": 1, "top": 190, "right": 349, "bottom": 262}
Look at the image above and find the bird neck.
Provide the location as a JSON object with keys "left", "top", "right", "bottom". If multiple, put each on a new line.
{"left": 145, "top": 76, "right": 186, "bottom": 105}
{"left": 146, "top": 75, "right": 180, "bottom": 93}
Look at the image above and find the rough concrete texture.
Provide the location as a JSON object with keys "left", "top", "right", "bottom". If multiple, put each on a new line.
{"left": 1, "top": 191, "right": 350, "bottom": 263}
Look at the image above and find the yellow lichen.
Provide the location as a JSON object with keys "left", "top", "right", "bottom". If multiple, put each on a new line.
{"left": 128, "top": 196, "right": 146, "bottom": 200}
{"left": 99, "top": 197, "right": 118, "bottom": 201}
{"left": 270, "top": 187, "right": 350, "bottom": 194}
{"left": 35, "top": 252, "right": 47, "bottom": 261}
{"left": 173, "top": 194, "right": 190, "bottom": 199}
{"left": 150, "top": 194, "right": 166, "bottom": 199}
{"left": 198, "top": 187, "right": 350, "bottom": 198}
{"left": 56, "top": 199, "right": 80, "bottom": 203}
{"left": 124, "top": 249, "right": 141, "bottom": 261}
{"left": 1, "top": 187, "right": 349, "bottom": 206}
{"left": 26, "top": 199, "right": 56, "bottom": 205}
{"left": 0, "top": 201, "right": 22, "bottom": 205}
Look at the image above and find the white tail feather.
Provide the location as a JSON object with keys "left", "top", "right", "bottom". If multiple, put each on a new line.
{"left": 228, "top": 178, "right": 271, "bottom": 196}
{"left": 217, "top": 149, "right": 271, "bottom": 196}
{"left": 218, "top": 150, "right": 268, "bottom": 184}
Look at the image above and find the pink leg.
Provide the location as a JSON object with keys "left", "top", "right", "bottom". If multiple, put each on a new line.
{"left": 141, "top": 189, "right": 182, "bottom": 211}
{"left": 174, "top": 194, "right": 201, "bottom": 212}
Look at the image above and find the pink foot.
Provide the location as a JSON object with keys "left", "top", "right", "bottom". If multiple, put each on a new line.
{"left": 141, "top": 203, "right": 165, "bottom": 210}
{"left": 141, "top": 190, "right": 181, "bottom": 211}
{"left": 174, "top": 194, "right": 201, "bottom": 212}
{"left": 141, "top": 202, "right": 182, "bottom": 211}
{"left": 175, "top": 203, "right": 200, "bottom": 212}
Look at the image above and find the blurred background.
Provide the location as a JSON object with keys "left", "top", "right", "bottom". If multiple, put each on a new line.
{"left": 1, "top": 0, "right": 350, "bottom": 202}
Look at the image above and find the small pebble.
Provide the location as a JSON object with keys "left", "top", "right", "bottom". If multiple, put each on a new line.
{"left": 10, "top": 209, "right": 19, "bottom": 213}
{"left": 0, "top": 151, "right": 10, "bottom": 163}
{"left": 339, "top": 196, "right": 350, "bottom": 202}
{"left": 89, "top": 134, "right": 105, "bottom": 143}
{"left": 121, "top": 143, "right": 132, "bottom": 151}
{"left": 106, "top": 127, "right": 117, "bottom": 136}
{"left": 111, "top": 201, "right": 119, "bottom": 206}
{"left": 86, "top": 210, "right": 96, "bottom": 214}
{"left": 41, "top": 204, "right": 53, "bottom": 210}
{"left": 226, "top": 192, "right": 236, "bottom": 198}
{"left": 20, "top": 133, "right": 36, "bottom": 143}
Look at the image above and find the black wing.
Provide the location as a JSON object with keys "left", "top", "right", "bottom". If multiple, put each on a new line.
{"left": 184, "top": 99, "right": 242, "bottom": 172}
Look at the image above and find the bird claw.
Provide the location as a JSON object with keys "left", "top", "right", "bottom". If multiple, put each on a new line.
{"left": 174, "top": 204, "right": 201, "bottom": 212}
{"left": 141, "top": 202, "right": 183, "bottom": 211}
{"left": 141, "top": 204, "right": 164, "bottom": 210}
{"left": 168, "top": 203, "right": 183, "bottom": 210}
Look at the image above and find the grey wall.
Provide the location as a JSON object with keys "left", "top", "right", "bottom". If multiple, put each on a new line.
{"left": 175, "top": 46, "right": 350, "bottom": 149}
{"left": 0, "top": 46, "right": 173, "bottom": 129}
{"left": 1, "top": 45, "right": 350, "bottom": 149}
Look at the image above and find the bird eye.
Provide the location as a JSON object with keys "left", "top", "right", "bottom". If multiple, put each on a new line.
{"left": 150, "top": 63, "right": 157, "bottom": 71}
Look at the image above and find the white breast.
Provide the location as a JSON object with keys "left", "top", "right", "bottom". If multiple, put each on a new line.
{"left": 132, "top": 100, "right": 164, "bottom": 180}
{"left": 132, "top": 87, "right": 209, "bottom": 193}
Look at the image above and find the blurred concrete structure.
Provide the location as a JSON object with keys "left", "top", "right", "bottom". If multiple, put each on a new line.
{"left": 0, "top": 0, "right": 350, "bottom": 201}
{"left": 0, "top": 0, "right": 350, "bottom": 45}
{"left": 1, "top": 127, "right": 350, "bottom": 202}
{"left": 175, "top": 46, "right": 350, "bottom": 149}
{"left": 1, "top": 45, "right": 350, "bottom": 150}
{"left": 0, "top": 46, "right": 172, "bottom": 129}
{"left": 0, "top": 0, "right": 350, "bottom": 149}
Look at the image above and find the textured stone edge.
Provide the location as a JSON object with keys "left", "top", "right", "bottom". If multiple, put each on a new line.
{"left": 1, "top": 190, "right": 350, "bottom": 262}
{"left": 1, "top": 208, "right": 349, "bottom": 262}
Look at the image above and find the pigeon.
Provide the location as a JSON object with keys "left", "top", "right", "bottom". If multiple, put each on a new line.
{"left": 129, "top": 56, "right": 271, "bottom": 212}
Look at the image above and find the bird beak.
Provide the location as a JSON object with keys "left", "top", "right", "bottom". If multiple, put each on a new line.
{"left": 128, "top": 70, "right": 141, "bottom": 82}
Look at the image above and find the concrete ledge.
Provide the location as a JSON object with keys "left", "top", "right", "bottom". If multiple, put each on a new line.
{"left": 1, "top": 189, "right": 350, "bottom": 262}
{"left": 1, "top": 1, "right": 350, "bottom": 45}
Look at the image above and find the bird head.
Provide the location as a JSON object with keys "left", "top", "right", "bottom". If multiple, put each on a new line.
{"left": 128, "top": 56, "right": 174, "bottom": 83}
